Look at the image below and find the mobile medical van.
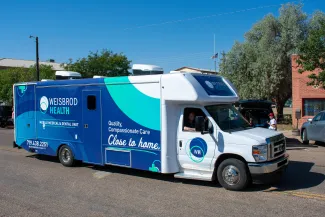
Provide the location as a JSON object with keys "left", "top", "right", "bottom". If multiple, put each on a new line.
{"left": 13, "top": 73, "right": 289, "bottom": 190}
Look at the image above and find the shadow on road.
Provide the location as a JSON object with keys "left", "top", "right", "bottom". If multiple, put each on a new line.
{"left": 245, "top": 160, "right": 325, "bottom": 192}
{"left": 27, "top": 154, "right": 219, "bottom": 188}
{"left": 26, "top": 154, "right": 60, "bottom": 163}
{"left": 274, "top": 160, "right": 325, "bottom": 191}
{"left": 285, "top": 137, "right": 318, "bottom": 149}
{"left": 27, "top": 155, "right": 324, "bottom": 191}
{"left": 91, "top": 163, "right": 219, "bottom": 188}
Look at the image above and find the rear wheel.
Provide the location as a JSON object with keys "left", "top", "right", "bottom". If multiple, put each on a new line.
{"left": 58, "top": 145, "right": 75, "bottom": 167}
{"left": 302, "top": 129, "right": 309, "bottom": 145}
{"left": 217, "top": 158, "right": 250, "bottom": 191}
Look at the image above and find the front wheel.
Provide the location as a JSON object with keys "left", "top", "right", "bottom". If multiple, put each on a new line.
{"left": 302, "top": 129, "right": 309, "bottom": 145}
{"left": 58, "top": 145, "right": 75, "bottom": 167}
{"left": 217, "top": 158, "right": 250, "bottom": 191}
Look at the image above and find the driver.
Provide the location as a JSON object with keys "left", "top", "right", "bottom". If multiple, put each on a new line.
{"left": 184, "top": 112, "right": 196, "bottom": 132}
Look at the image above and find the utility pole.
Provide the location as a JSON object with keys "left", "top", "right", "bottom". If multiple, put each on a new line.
{"left": 29, "top": 35, "right": 40, "bottom": 81}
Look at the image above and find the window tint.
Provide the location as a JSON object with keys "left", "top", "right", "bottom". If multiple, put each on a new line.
{"left": 87, "top": 95, "right": 96, "bottom": 110}
{"left": 313, "top": 112, "right": 322, "bottom": 122}
{"left": 321, "top": 113, "right": 325, "bottom": 121}
{"left": 303, "top": 99, "right": 325, "bottom": 116}
{"left": 192, "top": 75, "right": 235, "bottom": 96}
{"left": 206, "top": 104, "right": 251, "bottom": 132}
{"left": 183, "top": 108, "right": 211, "bottom": 132}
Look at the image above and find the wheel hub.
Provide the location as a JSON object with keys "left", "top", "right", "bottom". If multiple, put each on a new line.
{"left": 222, "top": 165, "right": 240, "bottom": 185}
{"left": 61, "top": 148, "right": 71, "bottom": 163}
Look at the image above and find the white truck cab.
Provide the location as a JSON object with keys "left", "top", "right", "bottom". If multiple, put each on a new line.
{"left": 162, "top": 73, "right": 289, "bottom": 190}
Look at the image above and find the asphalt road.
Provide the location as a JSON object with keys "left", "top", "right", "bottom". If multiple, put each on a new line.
{"left": 1, "top": 129, "right": 325, "bottom": 217}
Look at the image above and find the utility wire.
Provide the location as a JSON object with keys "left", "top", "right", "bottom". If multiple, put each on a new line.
{"left": 124, "top": 0, "right": 304, "bottom": 30}
{"left": 136, "top": 51, "right": 211, "bottom": 62}
{"left": 136, "top": 54, "right": 215, "bottom": 64}
{"left": 139, "top": 53, "right": 222, "bottom": 65}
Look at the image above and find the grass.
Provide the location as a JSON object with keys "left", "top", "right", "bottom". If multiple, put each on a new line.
{"left": 277, "top": 124, "right": 293, "bottom": 131}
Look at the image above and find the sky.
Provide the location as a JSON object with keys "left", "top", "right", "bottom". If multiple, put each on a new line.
{"left": 1, "top": 0, "right": 324, "bottom": 73}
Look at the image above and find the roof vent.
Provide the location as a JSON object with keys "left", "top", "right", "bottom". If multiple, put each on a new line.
{"left": 55, "top": 71, "right": 82, "bottom": 80}
{"left": 132, "top": 64, "right": 163, "bottom": 75}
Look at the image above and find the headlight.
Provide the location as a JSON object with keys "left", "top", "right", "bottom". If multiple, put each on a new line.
{"left": 252, "top": 145, "right": 268, "bottom": 162}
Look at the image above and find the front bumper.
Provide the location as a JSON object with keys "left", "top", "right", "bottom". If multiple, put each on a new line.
{"left": 248, "top": 153, "right": 289, "bottom": 174}
{"left": 247, "top": 154, "right": 289, "bottom": 184}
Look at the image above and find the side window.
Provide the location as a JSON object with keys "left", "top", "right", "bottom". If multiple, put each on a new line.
{"left": 87, "top": 95, "right": 96, "bottom": 110}
{"left": 183, "top": 108, "right": 212, "bottom": 132}
{"left": 320, "top": 113, "right": 325, "bottom": 121}
{"left": 313, "top": 113, "right": 322, "bottom": 122}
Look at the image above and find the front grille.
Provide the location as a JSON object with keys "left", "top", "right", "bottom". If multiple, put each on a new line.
{"left": 273, "top": 140, "right": 286, "bottom": 158}
{"left": 268, "top": 134, "right": 286, "bottom": 160}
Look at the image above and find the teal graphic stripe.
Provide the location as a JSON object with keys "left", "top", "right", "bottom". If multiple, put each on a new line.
{"left": 104, "top": 76, "right": 160, "bottom": 131}
{"left": 106, "top": 146, "right": 158, "bottom": 155}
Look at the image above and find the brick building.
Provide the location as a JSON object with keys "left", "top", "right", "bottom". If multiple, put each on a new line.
{"left": 292, "top": 54, "right": 325, "bottom": 128}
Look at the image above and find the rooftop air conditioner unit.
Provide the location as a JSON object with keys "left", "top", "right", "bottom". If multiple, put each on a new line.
{"left": 132, "top": 64, "right": 163, "bottom": 75}
{"left": 55, "top": 71, "right": 82, "bottom": 80}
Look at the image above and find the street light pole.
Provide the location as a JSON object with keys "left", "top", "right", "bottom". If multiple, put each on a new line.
{"left": 214, "top": 34, "right": 216, "bottom": 73}
{"left": 30, "top": 35, "right": 40, "bottom": 81}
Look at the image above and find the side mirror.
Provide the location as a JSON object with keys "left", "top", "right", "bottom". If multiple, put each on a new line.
{"left": 195, "top": 116, "right": 210, "bottom": 135}
{"left": 195, "top": 116, "right": 204, "bottom": 132}
{"left": 307, "top": 118, "right": 313, "bottom": 122}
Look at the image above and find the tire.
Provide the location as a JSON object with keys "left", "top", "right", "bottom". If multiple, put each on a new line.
{"left": 302, "top": 129, "right": 309, "bottom": 145}
{"left": 217, "top": 158, "right": 250, "bottom": 191}
{"left": 58, "top": 145, "right": 75, "bottom": 167}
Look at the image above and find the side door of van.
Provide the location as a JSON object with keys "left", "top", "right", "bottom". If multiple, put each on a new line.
{"left": 177, "top": 107, "right": 217, "bottom": 174}
{"left": 82, "top": 90, "right": 102, "bottom": 165}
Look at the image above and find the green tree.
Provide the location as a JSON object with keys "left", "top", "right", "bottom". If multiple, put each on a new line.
{"left": 0, "top": 64, "right": 55, "bottom": 104}
{"left": 297, "top": 11, "right": 325, "bottom": 89}
{"left": 220, "top": 3, "right": 307, "bottom": 119}
{"left": 63, "top": 49, "right": 131, "bottom": 78}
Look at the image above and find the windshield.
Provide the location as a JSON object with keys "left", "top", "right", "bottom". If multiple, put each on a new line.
{"left": 205, "top": 104, "right": 251, "bottom": 132}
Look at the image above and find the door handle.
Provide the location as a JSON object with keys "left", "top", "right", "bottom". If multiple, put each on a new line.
{"left": 179, "top": 140, "right": 182, "bottom": 148}
{"left": 84, "top": 124, "right": 88, "bottom": 128}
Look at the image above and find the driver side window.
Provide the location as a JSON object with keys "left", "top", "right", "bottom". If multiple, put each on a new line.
{"left": 321, "top": 113, "right": 325, "bottom": 121}
{"left": 313, "top": 113, "right": 323, "bottom": 122}
{"left": 183, "top": 108, "right": 212, "bottom": 133}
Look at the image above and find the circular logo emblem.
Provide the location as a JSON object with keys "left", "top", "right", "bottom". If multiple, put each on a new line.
{"left": 40, "top": 96, "right": 49, "bottom": 113}
{"left": 186, "top": 137, "right": 208, "bottom": 163}
{"left": 205, "top": 81, "right": 214, "bottom": 89}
